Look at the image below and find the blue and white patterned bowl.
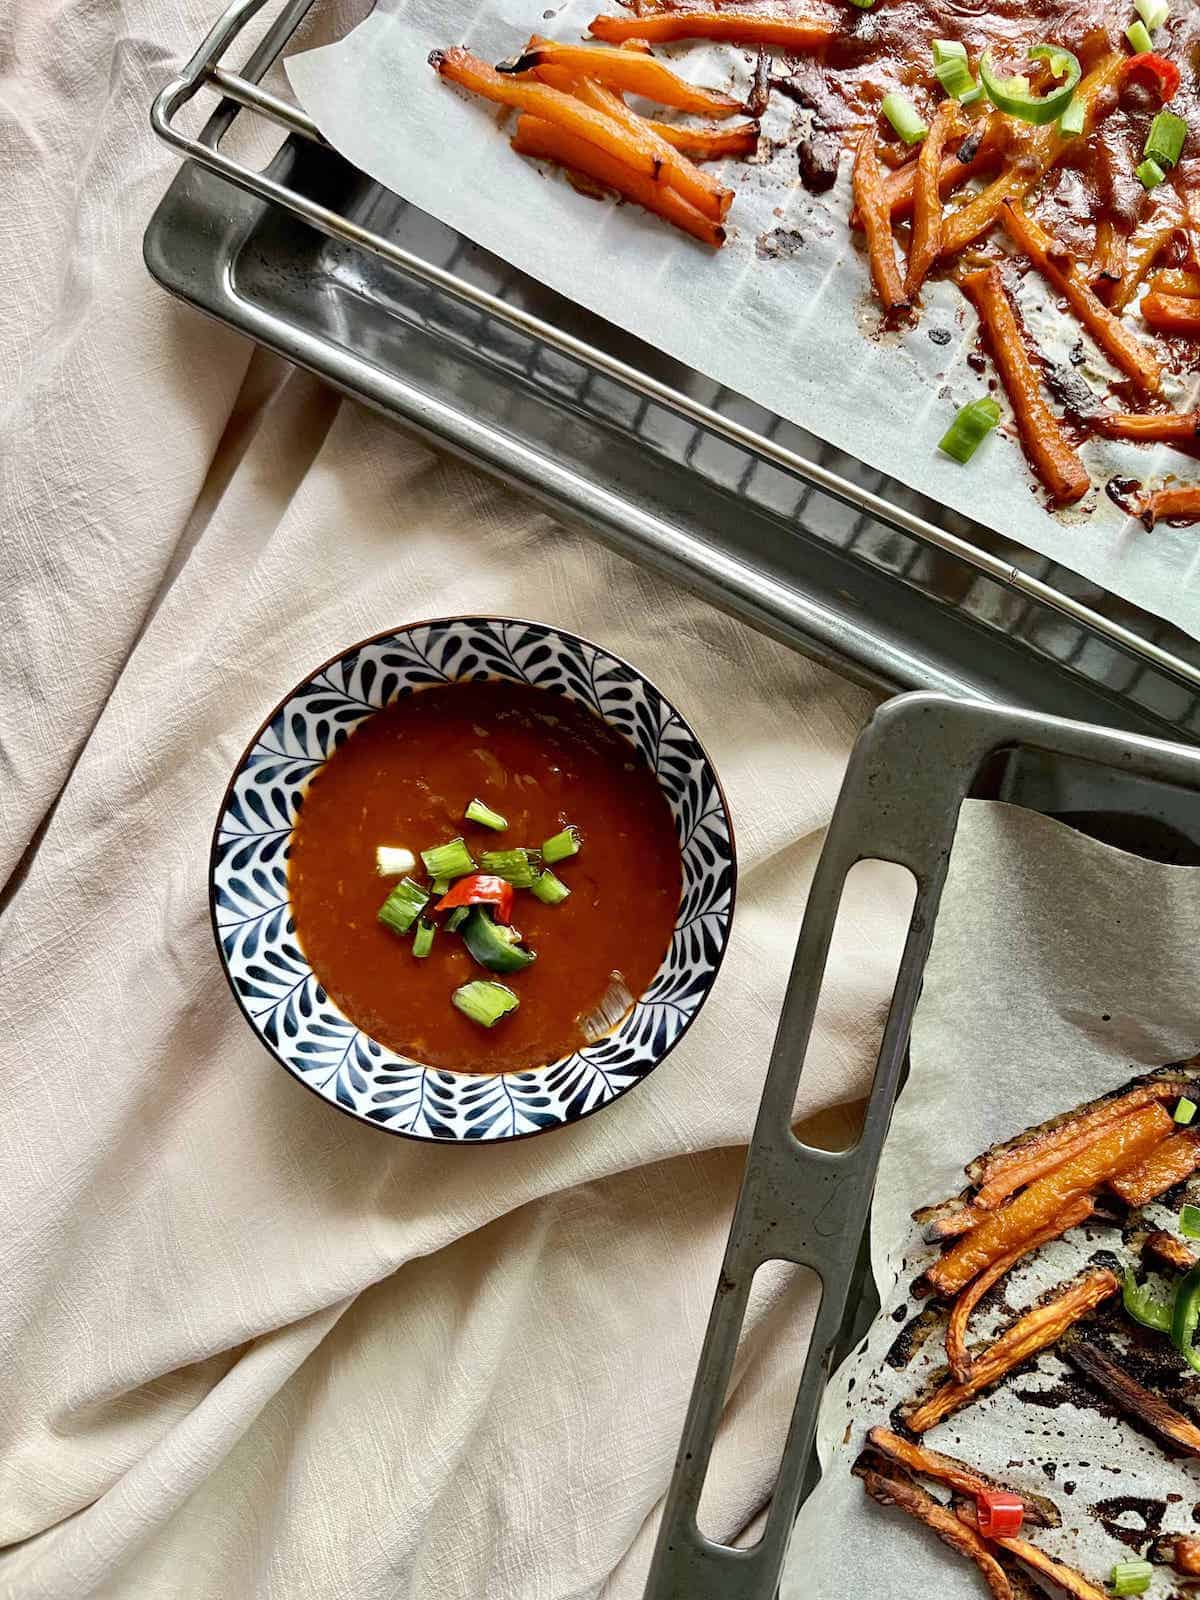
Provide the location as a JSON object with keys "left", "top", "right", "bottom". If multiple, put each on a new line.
{"left": 210, "top": 618, "right": 736, "bottom": 1143}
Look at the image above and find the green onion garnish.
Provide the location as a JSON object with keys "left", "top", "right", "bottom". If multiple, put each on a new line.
{"left": 1176, "top": 1096, "right": 1198, "bottom": 1125}
{"left": 377, "top": 877, "right": 430, "bottom": 935}
{"left": 1111, "top": 1559, "right": 1153, "bottom": 1597}
{"left": 1133, "top": 0, "right": 1169, "bottom": 29}
{"left": 1122, "top": 1269, "right": 1173, "bottom": 1333}
{"left": 881, "top": 91, "right": 928, "bottom": 145}
{"left": 452, "top": 979, "right": 519, "bottom": 1028}
{"left": 938, "top": 397, "right": 1002, "bottom": 463}
{"left": 1059, "top": 97, "right": 1086, "bottom": 135}
{"left": 1180, "top": 1203, "right": 1200, "bottom": 1239}
{"left": 465, "top": 798, "right": 508, "bottom": 832}
{"left": 1136, "top": 156, "right": 1166, "bottom": 189}
{"left": 1146, "top": 110, "right": 1187, "bottom": 170}
{"left": 935, "top": 55, "right": 983, "bottom": 104}
{"left": 542, "top": 826, "right": 581, "bottom": 865}
{"left": 376, "top": 845, "right": 417, "bottom": 877}
{"left": 932, "top": 38, "right": 967, "bottom": 64}
{"left": 478, "top": 847, "right": 542, "bottom": 888}
{"left": 1126, "top": 18, "right": 1154, "bottom": 53}
{"left": 848, "top": 0, "right": 875, "bottom": 10}
{"left": 530, "top": 868, "right": 571, "bottom": 905}
{"left": 412, "top": 918, "right": 436, "bottom": 958}
{"left": 420, "top": 837, "right": 476, "bottom": 881}
{"left": 445, "top": 905, "right": 470, "bottom": 933}
{"left": 431, "top": 876, "right": 450, "bottom": 896}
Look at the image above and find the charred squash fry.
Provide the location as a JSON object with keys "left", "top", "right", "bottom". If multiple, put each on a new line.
{"left": 903, "top": 1268, "right": 1120, "bottom": 1433}
{"left": 431, "top": 48, "right": 666, "bottom": 178}
{"left": 588, "top": 10, "right": 835, "bottom": 51}
{"left": 913, "top": 1193, "right": 986, "bottom": 1242}
{"left": 1141, "top": 291, "right": 1200, "bottom": 336}
{"left": 1144, "top": 1229, "right": 1197, "bottom": 1272}
{"left": 647, "top": 120, "right": 760, "bottom": 159}
{"left": 510, "top": 115, "right": 725, "bottom": 246}
{"left": 956, "top": 1505, "right": 1109, "bottom": 1600}
{"left": 1109, "top": 1127, "right": 1200, "bottom": 1205}
{"left": 877, "top": 116, "right": 1005, "bottom": 225}
{"left": 571, "top": 78, "right": 731, "bottom": 218}
{"left": 1135, "top": 486, "right": 1200, "bottom": 528}
{"left": 906, "top": 101, "right": 964, "bottom": 298}
{"left": 1168, "top": 1537, "right": 1200, "bottom": 1576}
{"left": 1002, "top": 202, "right": 1162, "bottom": 395}
{"left": 945, "top": 1197, "right": 1094, "bottom": 1383}
{"left": 1060, "top": 1336, "right": 1200, "bottom": 1457}
{"left": 865, "top": 1428, "right": 1060, "bottom": 1527}
{"left": 854, "top": 1466, "right": 1013, "bottom": 1600}
{"left": 854, "top": 129, "right": 908, "bottom": 314}
{"left": 1148, "top": 268, "right": 1200, "bottom": 298}
{"left": 958, "top": 265, "right": 1091, "bottom": 508}
{"left": 1093, "top": 410, "right": 1200, "bottom": 445}
{"left": 939, "top": 53, "right": 1122, "bottom": 260}
{"left": 1090, "top": 218, "right": 1128, "bottom": 299}
{"left": 506, "top": 37, "right": 745, "bottom": 117}
{"left": 1111, "top": 211, "right": 1185, "bottom": 313}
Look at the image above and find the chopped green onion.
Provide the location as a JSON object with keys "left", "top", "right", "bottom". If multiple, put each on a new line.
{"left": 1111, "top": 1559, "right": 1153, "bottom": 1597}
{"left": 1123, "top": 1269, "right": 1173, "bottom": 1334}
{"left": 420, "top": 836, "right": 476, "bottom": 881}
{"left": 542, "top": 826, "right": 582, "bottom": 864}
{"left": 1180, "top": 1203, "right": 1200, "bottom": 1239}
{"left": 412, "top": 918, "right": 436, "bottom": 958}
{"left": 938, "top": 397, "right": 1002, "bottom": 463}
{"left": 935, "top": 56, "right": 983, "bottom": 104}
{"left": 377, "top": 877, "right": 430, "bottom": 935}
{"left": 881, "top": 91, "right": 928, "bottom": 145}
{"left": 848, "top": 0, "right": 875, "bottom": 10}
{"left": 1146, "top": 110, "right": 1187, "bottom": 169}
{"left": 530, "top": 868, "right": 571, "bottom": 905}
{"left": 465, "top": 797, "right": 508, "bottom": 832}
{"left": 980, "top": 45, "right": 1081, "bottom": 123}
{"left": 1133, "top": 0, "right": 1169, "bottom": 29}
{"left": 1126, "top": 18, "right": 1154, "bottom": 53}
{"left": 932, "top": 38, "right": 967, "bottom": 64}
{"left": 478, "top": 847, "right": 542, "bottom": 888}
{"left": 1136, "top": 156, "right": 1166, "bottom": 189}
{"left": 452, "top": 979, "right": 519, "bottom": 1028}
{"left": 445, "top": 905, "right": 470, "bottom": 933}
{"left": 1059, "top": 97, "right": 1086, "bottom": 135}
{"left": 431, "top": 876, "right": 450, "bottom": 896}
{"left": 376, "top": 845, "right": 417, "bottom": 877}
{"left": 1176, "top": 1096, "right": 1198, "bottom": 1125}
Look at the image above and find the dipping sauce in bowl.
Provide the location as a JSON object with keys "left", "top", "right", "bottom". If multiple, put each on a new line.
{"left": 288, "top": 680, "right": 682, "bottom": 1073}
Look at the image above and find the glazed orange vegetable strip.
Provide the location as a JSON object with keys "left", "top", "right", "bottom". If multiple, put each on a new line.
{"left": 511, "top": 37, "right": 744, "bottom": 116}
{"left": 1135, "top": 486, "right": 1200, "bottom": 528}
{"left": 865, "top": 1429, "right": 1060, "bottom": 1527}
{"left": 877, "top": 116, "right": 1005, "bottom": 225}
{"left": 431, "top": 47, "right": 663, "bottom": 179}
{"left": 1061, "top": 1337, "right": 1200, "bottom": 1456}
{"left": 510, "top": 116, "right": 726, "bottom": 247}
{"left": 855, "top": 1468, "right": 1013, "bottom": 1600}
{"left": 970, "top": 1080, "right": 1193, "bottom": 1208}
{"left": 588, "top": 10, "right": 835, "bottom": 50}
{"left": 944, "top": 1197, "right": 1094, "bottom": 1383}
{"left": 571, "top": 78, "right": 731, "bottom": 219}
{"left": 1145, "top": 1230, "right": 1197, "bottom": 1272}
{"left": 903, "top": 1267, "right": 1121, "bottom": 1433}
{"left": 1141, "top": 291, "right": 1200, "bottom": 335}
{"left": 1090, "top": 217, "right": 1128, "bottom": 298}
{"left": 924, "top": 1102, "right": 1171, "bottom": 1297}
{"left": 1093, "top": 410, "right": 1200, "bottom": 444}
{"left": 940, "top": 53, "right": 1122, "bottom": 259}
{"left": 1148, "top": 267, "right": 1200, "bottom": 298}
{"left": 1109, "top": 1127, "right": 1200, "bottom": 1205}
{"left": 906, "top": 101, "right": 963, "bottom": 297}
{"left": 1002, "top": 202, "right": 1162, "bottom": 395}
{"left": 1170, "top": 1538, "right": 1200, "bottom": 1577}
{"left": 647, "top": 120, "right": 759, "bottom": 159}
{"left": 956, "top": 1506, "right": 1109, "bottom": 1600}
{"left": 958, "top": 265, "right": 1091, "bottom": 508}
{"left": 853, "top": 129, "right": 908, "bottom": 313}
{"left": 1111, "top": 211, "right": 1184, "bottom": 312}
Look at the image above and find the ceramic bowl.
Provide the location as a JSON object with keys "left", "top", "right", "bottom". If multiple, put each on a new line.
{"left": 210, "top": 617, "right": 735, "bottom": 1142}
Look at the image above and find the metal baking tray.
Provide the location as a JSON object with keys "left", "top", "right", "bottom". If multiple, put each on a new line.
{"left": 644, "top": 690, "right": 1200, "bottom": 1599}
{"left": 145, "top": 0, "right": 1200, "bottom": 743}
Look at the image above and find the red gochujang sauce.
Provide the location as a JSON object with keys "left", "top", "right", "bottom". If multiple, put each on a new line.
{"left": 288, "top": 680, "right": 683, "bottom": 1074}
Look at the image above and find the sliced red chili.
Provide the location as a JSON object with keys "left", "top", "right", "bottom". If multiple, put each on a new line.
{"left": 434, "top": 873, "right": 514, "bottom": 924}
{"left": 1120, "top": 53, "right": 1181, "bottom": 104}
{"left": 975, "top": 1490, "right": 1025, "bottom": 1539}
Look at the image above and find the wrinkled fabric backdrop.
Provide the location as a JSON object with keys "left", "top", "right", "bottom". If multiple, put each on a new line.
{"left": 0, "top": 1, "right": 914, "bottom": 1595}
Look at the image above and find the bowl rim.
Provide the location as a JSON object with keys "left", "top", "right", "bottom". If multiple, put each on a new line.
{"left": 208, "top": 614, "right": 738, "bottom": 1144}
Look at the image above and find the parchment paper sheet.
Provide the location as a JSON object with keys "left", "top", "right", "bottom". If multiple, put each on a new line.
{"left": 288, "top": 5, "right": 1200, "bottom": 639}
{"left": 780, "top": 799, "right": 1200, "bottom": 1599}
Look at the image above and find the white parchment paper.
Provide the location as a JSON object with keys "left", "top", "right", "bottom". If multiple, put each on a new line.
{"left": 287, "top": 6, "right": 1200, "bottom": 639}
{"left": 781, "top": 799, "right": 1200, "bottom": 1599}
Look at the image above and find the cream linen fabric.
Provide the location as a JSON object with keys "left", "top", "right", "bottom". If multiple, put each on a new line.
{"left": 0, "top": 3, "right": 913, "bottom": 1596}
